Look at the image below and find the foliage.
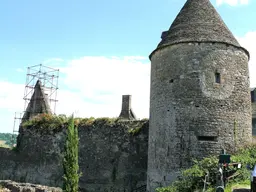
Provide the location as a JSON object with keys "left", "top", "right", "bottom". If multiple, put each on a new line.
{"left": 63, "top": 115, "right": 81, "bottom": 192}
{"left": 156, "top": 144, "right": 256, "bottom": 192}
{"left": 22, "top": 114, "right": 121, "bottom": 131}
{"left": 224, "top": 180, "right": 250, "bottom": 192}
{"left": 128, "top": 126, "right": 143, "bottom": 136}
{"left": 77, "top": 117, "right": 118, "bottom": 127}
{"left": 11, "top": 146, "right": 18, "bottom": 152}
{"left": 74, "top": 117, "right": 95, "bottom": 127}
{"left": 0, "top": 133, "right": 17, "bottom": 147}
{"left": 22, "top": 113, "right": 68, "bottom": 132}
{"left": 128, "top": 120, "right": 147, "bottom": 136}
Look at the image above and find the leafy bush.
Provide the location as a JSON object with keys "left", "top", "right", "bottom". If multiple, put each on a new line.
{"left": 156, "top": 144, "right": 256, "bottom": 192}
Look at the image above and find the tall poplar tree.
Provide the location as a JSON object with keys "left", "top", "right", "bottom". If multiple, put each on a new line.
{"left": 63, "top": 115, "right": 80, "bottom": 192}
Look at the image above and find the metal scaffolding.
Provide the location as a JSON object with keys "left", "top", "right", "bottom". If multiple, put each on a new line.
{"left": 12, "top": 64, "right": 59, "bottom": 146}
{"left": 11, "top": 112, "right": 22, "bottom": 147}
{"left": 23, "top": 64, "right": 59, "bottom": 115}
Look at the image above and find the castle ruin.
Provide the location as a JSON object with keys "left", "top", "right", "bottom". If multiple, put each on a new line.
{"left": 147, "top": 0, "right": 251, "bottom": 191}
{"left": 0, "top": 0, "right": 254, "bottom": 191}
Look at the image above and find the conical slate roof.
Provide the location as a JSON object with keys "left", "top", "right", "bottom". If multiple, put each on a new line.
{"left": 22, "top": 80, "right": 52, "bottom": 121}
{"left": 155, "top": 0, "right": 244, "bottom": 51}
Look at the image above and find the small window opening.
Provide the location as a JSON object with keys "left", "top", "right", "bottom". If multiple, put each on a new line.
{"left": 251, "top": 91, "right": 255, "bottom": 103}
{"left": 215, "top": 72, "right": 221, "bottom": 83}
{"left": 197, "top": 136, "right": 217, "bottom": 142}
{"left": 169, "top": 79, "right": 174, "bottom": 83}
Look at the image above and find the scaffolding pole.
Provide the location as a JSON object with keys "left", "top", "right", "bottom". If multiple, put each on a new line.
{"left": 12, "top": 63, "right": 59, "bottom": 146}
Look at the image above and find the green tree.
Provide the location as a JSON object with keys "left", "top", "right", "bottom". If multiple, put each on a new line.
{"left": 63, "top": 115, "right": 81, "bottom": 192}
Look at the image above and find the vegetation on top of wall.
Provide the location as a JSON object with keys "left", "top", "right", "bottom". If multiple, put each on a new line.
{"left": 156, "top": 144, "right": 256, "bottom": 192}
{"left": 21, "top": 114, "right": 148, "bottom": 133}
{"left": 128, "top": 120, "right": 148, "bottom": 136}
{"left": 21, "top": 114, "right": 68, "bottom": 133}
{"left": 21, "top": 114, "right": 118, "bottom": 130}
{"left": 76, "top": 117, "right": 118, "bottom": 127}
{"left": 128, "top": 126, "right": 143, "bottom": 136}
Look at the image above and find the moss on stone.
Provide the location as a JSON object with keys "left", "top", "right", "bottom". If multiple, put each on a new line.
{"left": 21, "top": 114, "right": 148, "bottom": 135}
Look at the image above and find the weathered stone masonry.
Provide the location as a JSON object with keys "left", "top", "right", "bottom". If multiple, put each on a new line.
{"left": 147, "top": 0, "right": 251, "bottom": 191}
{"left": 0, "top": 0, "right": 254, "bottom": 192}
{"left": 0, "top": 120, "right": 148, "bottom": 192}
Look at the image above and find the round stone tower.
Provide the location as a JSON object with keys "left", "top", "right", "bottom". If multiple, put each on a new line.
{"left": 147, "top": 0, "right": 251, "bottom": 191}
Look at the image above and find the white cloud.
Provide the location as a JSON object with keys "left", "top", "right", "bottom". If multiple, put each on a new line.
{"left": 216, "top": 0, "right": 249, "bottom": 6}
{"left": 236, "top": 31, "right": 256, "bottom": 88}
{"left": 0, "top": 82, "right": 24, "bottom": 133}
{"left": 0, "top": 56, "right": 150, "bottom": 133}
{"left": 3, "top": 32, "right": 254, "bottom": 134}
{"left": 0, "top": 82, "right": 24, "bottom": 110}
{"left": 57, "top": 56, "right": 150, "bottom": 119}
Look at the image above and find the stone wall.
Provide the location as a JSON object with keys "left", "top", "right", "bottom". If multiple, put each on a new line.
{"left": 0, "top": 128, "right": 65, "bottom": 187}
{"left": 0, "top": 180, "right": 62, "bottom": 192}
{"left": 0, "top": 120, "right": 149, "bottom": 192}
{"left": 79, "top": 120, "right": 148, "bottom": 192}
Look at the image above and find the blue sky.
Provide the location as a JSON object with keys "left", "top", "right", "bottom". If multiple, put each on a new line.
{"left": 0, "top": 0, "right": 255, "bottom": 133}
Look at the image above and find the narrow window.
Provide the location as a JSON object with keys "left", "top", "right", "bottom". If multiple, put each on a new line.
{"left": 197, "top": 136, "right": 217, "bottom": 142}
{"left": 215, "top": 72, "right": 221, "bottom": 83}
{"left": 251, "top": 90, "right": 255, "bottom": 103}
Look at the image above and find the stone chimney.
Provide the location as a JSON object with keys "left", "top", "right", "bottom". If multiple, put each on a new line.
{"left": 118, "top": 95, "right": 136, "bottom": 120}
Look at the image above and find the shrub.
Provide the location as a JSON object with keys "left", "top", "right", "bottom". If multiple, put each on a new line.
{"left": 77, "top": 117, "right": 95, "bottom": 127}
{"left": 156, "top": 144, "right": 256, "bottom": 192}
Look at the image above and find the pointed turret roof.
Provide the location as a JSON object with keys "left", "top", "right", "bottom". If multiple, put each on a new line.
{"left": 153, "top": 0, "right": 248, "bottom": 57}
{"left": 22, "top": 80, "right": 52, "bottom": 121}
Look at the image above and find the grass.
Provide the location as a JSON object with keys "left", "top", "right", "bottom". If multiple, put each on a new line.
{"left": 225, "top": 180, "right": 250, "bottom": 192}
{"left": 21, "top": 114, "right": 121, "bottom": 130}
{"left": 21, "top": 114, "right": 148, "bottom": 135}
{"left": 0, "top": 140, "right": 11, "bottom": 148}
